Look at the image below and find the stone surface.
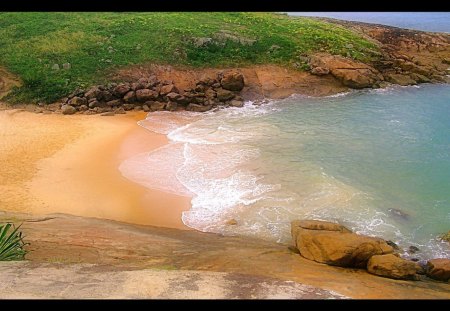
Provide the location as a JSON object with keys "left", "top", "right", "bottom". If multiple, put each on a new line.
{"left": 309, "top": 53, "right": 382, "bottom": 88}
{"left": 311, "top": 67, "right": 330, "bottom": 76}
{"left": 291, "top": 220, "right": 394, "bottom": 268}
{"left": 160, "top": 84, "right": 178, "bottom": 95}
{"left": 367, "top": 254, "right": 420, "bottom": 280}
{"left": 216, "top": 88, "right": 235, "bottom": 101}
{"left": 61, "top": 105, "right": 76, "bottom": 115}
{"left": 123, "top": 91, "right": 136, "bottom": 102}
{"left": 113, "top": 83, "right": 131, "bottom": 97}
{"left": 426, "top": 259, "right": 450, "bottom": 282}
{"left": 221, "top": 71, "right": 245, "bottom": 91}
{"left": 149, "top": 101, "right": 166, "bottom": 112}
{"left": 230, "top": 100, "right": 244, "bottom": 107}
{"left": 387, "top": 74, "right": 417, "bottom": 86}
{"left": 69, "top": 96, "right": 87, "bottom": 107}
{"left": 187, "top": 103, "right": 213, "bottom": 112}
{"left": 136, "top": 89, "right": 158, "bottom": 102}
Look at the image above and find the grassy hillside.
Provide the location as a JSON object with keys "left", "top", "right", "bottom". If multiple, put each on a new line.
{"left": 0, "top": 12, "right": 380, "bottom": 103}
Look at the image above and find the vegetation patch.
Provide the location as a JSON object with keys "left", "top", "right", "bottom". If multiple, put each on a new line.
{"left": 0, "top": 12, "right": 380, "bottom": 103}
{"left": 0, "top": 223, "right": 28, "bottom": 261}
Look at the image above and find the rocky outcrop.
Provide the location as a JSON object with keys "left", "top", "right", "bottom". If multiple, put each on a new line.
{"left": 220, "top": 71, "right": 245, "bottom": 91}
{"left": 426, "top": 259, "right": 450, "bottom": 282}
{"left": 291, "top": 220, "right": 394, "bottom": 268}
{"left": 58, "top": 70, "right": 247, "bottom": 115}
{"left": 309, "top": 53, "right": 383, "bottom": 89}
{"left": 367, "top": 254, "right": 421, "bottom": 280}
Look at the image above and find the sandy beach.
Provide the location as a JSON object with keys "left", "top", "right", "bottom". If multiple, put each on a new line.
{"left": 0, "top": 108, "right": 191, "bottom": 229}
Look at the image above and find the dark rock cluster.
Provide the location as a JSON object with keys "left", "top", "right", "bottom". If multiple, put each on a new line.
{"left": 60, "top": 71, "right": 245, "bottom": 115}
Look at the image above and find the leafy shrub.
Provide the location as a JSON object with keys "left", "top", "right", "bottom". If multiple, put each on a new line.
{"left": 0, "top": 223, "right": 28, "bottom": 261}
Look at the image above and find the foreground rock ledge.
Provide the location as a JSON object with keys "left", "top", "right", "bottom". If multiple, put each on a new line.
{"left": 426, "top": 259, "right": 450, "bottom": 282}
{"left": 367, "top": 254, "right": 421, "bottom": 281}
{"left": 291, "top": 220, "right": 394, "bottom": 268}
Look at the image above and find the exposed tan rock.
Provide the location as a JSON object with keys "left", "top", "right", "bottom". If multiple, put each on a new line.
{"left": 216, "top": 88, "right": 235, "bottom": 101}
{"left": 186, "top": 103, "right": 212, "bottom": 112}
{"left": 220, "top": 70, "right": 245, "bottom": 91}
{"left": 61, "top": 105, "right": 77, "bottom": 115}
{"left": 310, "top": 67, "right": 330, "bottom": 76}
{"left": 291, "top": 220, "right": 394, "bottom": 268}
{"left": 309, "top": 53, "right": 383, "bottom": 88}
{"left": 387, "top": 73, "right": 417, "bottom": 86}
{"left": 367, "top": 254, "right": 420, "bottom": 280}
{"left": 135, "top": 89, "right": 158, "bottom": 102}
{"left": 426, "top": 259, "right": 450, "bottom": 282}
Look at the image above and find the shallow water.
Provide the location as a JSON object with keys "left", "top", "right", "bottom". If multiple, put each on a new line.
{"left": 120, "top": 84, "right": 450, "bottom": 261}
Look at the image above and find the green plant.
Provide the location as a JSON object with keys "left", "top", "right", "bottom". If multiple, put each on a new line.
{"left": 0, "top": 223, "right": 28, "bottom": 261}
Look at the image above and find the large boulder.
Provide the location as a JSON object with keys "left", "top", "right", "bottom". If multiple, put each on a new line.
{"left": 136, "top": 89, "right": 158, "bottom": 102}
{"left": 84, "top": 86, "right": 100, "bottom": 100}
{"left": 309, "top": 53, "right": 383, "bottom": 89}
{"left": 367, "top": 254, "right": 420, "bottom": 280}
{"left": 291, "top": 220, "right": 394, "bottom": 268}
{"left": 220, "top": 71, "right": 245, "bottom": 91}
{"left": 426, "top": 258, "right": 450, "bottom": 282}
{"left": 148, "top": 101, "right": 166, "bottom": 112}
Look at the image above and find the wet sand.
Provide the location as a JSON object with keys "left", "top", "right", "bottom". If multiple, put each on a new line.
{"left": 0, "top": 109, "right": 191, "bottom": 229}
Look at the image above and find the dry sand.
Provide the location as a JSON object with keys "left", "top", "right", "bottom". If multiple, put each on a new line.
{"left": 0, "top": 109, "right": 191, "bottom": 229}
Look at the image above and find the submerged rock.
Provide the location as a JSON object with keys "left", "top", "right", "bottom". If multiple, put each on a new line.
{"left": 367, "top": 254, "right": 420, "bottom": 280}
{"left": 426, "top": 258, "right": 450, "bottom": 282}
{"left": 291, "top": 220, "right": 394, "bottom": 268}
{"left": 387, "top": 208, "right": 410, "bottom": 220}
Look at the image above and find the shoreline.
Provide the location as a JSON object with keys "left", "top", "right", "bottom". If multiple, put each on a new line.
{"left": 0, "top": 109, "right": 192, "bottom": 230}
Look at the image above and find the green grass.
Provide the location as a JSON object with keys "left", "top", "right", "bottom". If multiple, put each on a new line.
{"left": 0, "top": 12, "right": 380, "bottom": 103}
{"left": 0, "top": 223, "right": 28, "bottom": 261}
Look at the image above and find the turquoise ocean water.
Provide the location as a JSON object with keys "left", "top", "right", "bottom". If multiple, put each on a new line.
{"left": 121, "top": 84, "right": 450, "bottom": 261}
{"left": 120, "top": 13, "right": 450, "bottom": 261}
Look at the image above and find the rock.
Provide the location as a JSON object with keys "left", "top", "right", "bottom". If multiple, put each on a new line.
{"left": 387, "top": 208, "right": 410, "bottom": 220}
{"left": 160, "top": 84, "right": 178, "bottom": 95}
{"left": 61, "top": 105, "right": 77, "bottom": 115}
{"left": 216, "top": 88, "right": 235, "bottom": 101}
{"left": 97, "top": 90, "right": 113, "bottom": 102}
{"left": 426, "top": 258, "right": 450, "bottom": 282}
{"left": 288, "top": 246, "right": 301, "bottom": 254}
{"left": 165, "top": 92, "right": 183, "bottom": 102}
{"left": 186, "top": 103, "right": 212, "bottom": 112}
{"left": 100, "top": 111, "right": 115, "bottom": 116}
{"left": 136, "top": 89, "right": 158, "bottom": 102}
{"left": 220, "top": 71, "right": 245, "bottom": 91}
{"left": 410, "top": 73, "right": 431, "bottom": 83}
{"left": 195, "top": 84, "right": 206, "bottom": 93}
{"left": 78, "top": 105, "right": 88, "bottom": 111}
{"left": 51, "top": 64, "right": 60, "bottom": 70}
{"left": 69, "top": 96, "right": 87, "bottom": 107}
{"left": 291, "top": 220, "right": 394, "bottom": 268}
{"left": 309, "top": 53, "right": 382, "bottom": 88}
{"left": 106, "top": 99, "right": 122, "bottom": 107}
{"left": 198, "top": 77, "right": 216, "bottom": 86}
{"left": 123, "top": 91, "right": 136, "bottom": 102}
{"left": 211, "top": 82, "right": 221, "bottom": 89}
{"left": 149, "top": 101, "right": 166, "bottom": 112}
{"left": 311, "top": 67, "right": 330, "bottom": 76}
{"left": 439, "top": 231, "right": 450, "bottom": 243}
{"left": 62, "top": 63, "right": 71, "bottom": 70}
{"left": 165, "top": 102, "right": 178, "bottom": 111}
{"left": 142, "top": 105, "right": 150, "bottom": 112}
{"left": 230, "top": 100, "right": 244, "bottom": 108}
{"left": 88, "top": 100, "right": 103, "bottom": 109}
{"left": 408, "top": 246, "right": 420, "bottom": 254}
{"left": 113, "top": 83, "right": 131, "bottom": 97}
{"left": 122, "top": 104, "right": 135, "bottom": 111}
{"left": 114, "top": 107, "right": 126, "bottom": 114}
{"left": 226, "top": 219, "right": 238, "bottom": 225}
{"left": 386, "top": 240, "right": 400, "bottom": 251}
{"left": 367, "top": 254, "right": 420, "bottom": 280}
{"left": 205, "top": 89, "right": 217, "bottom": 99}
{"left": 386, "top": 74, "right": 417, "bottom": 86}
{"left": 85, "top": 87, "right": 100, "bottom": 100}
{"left": 133, "top": 106, "right": 142, "bottom": 111}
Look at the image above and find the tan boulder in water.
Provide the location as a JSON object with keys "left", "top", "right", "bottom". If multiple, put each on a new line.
{"left": 291, "top": 220, "right": 394, "bottom": 268}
